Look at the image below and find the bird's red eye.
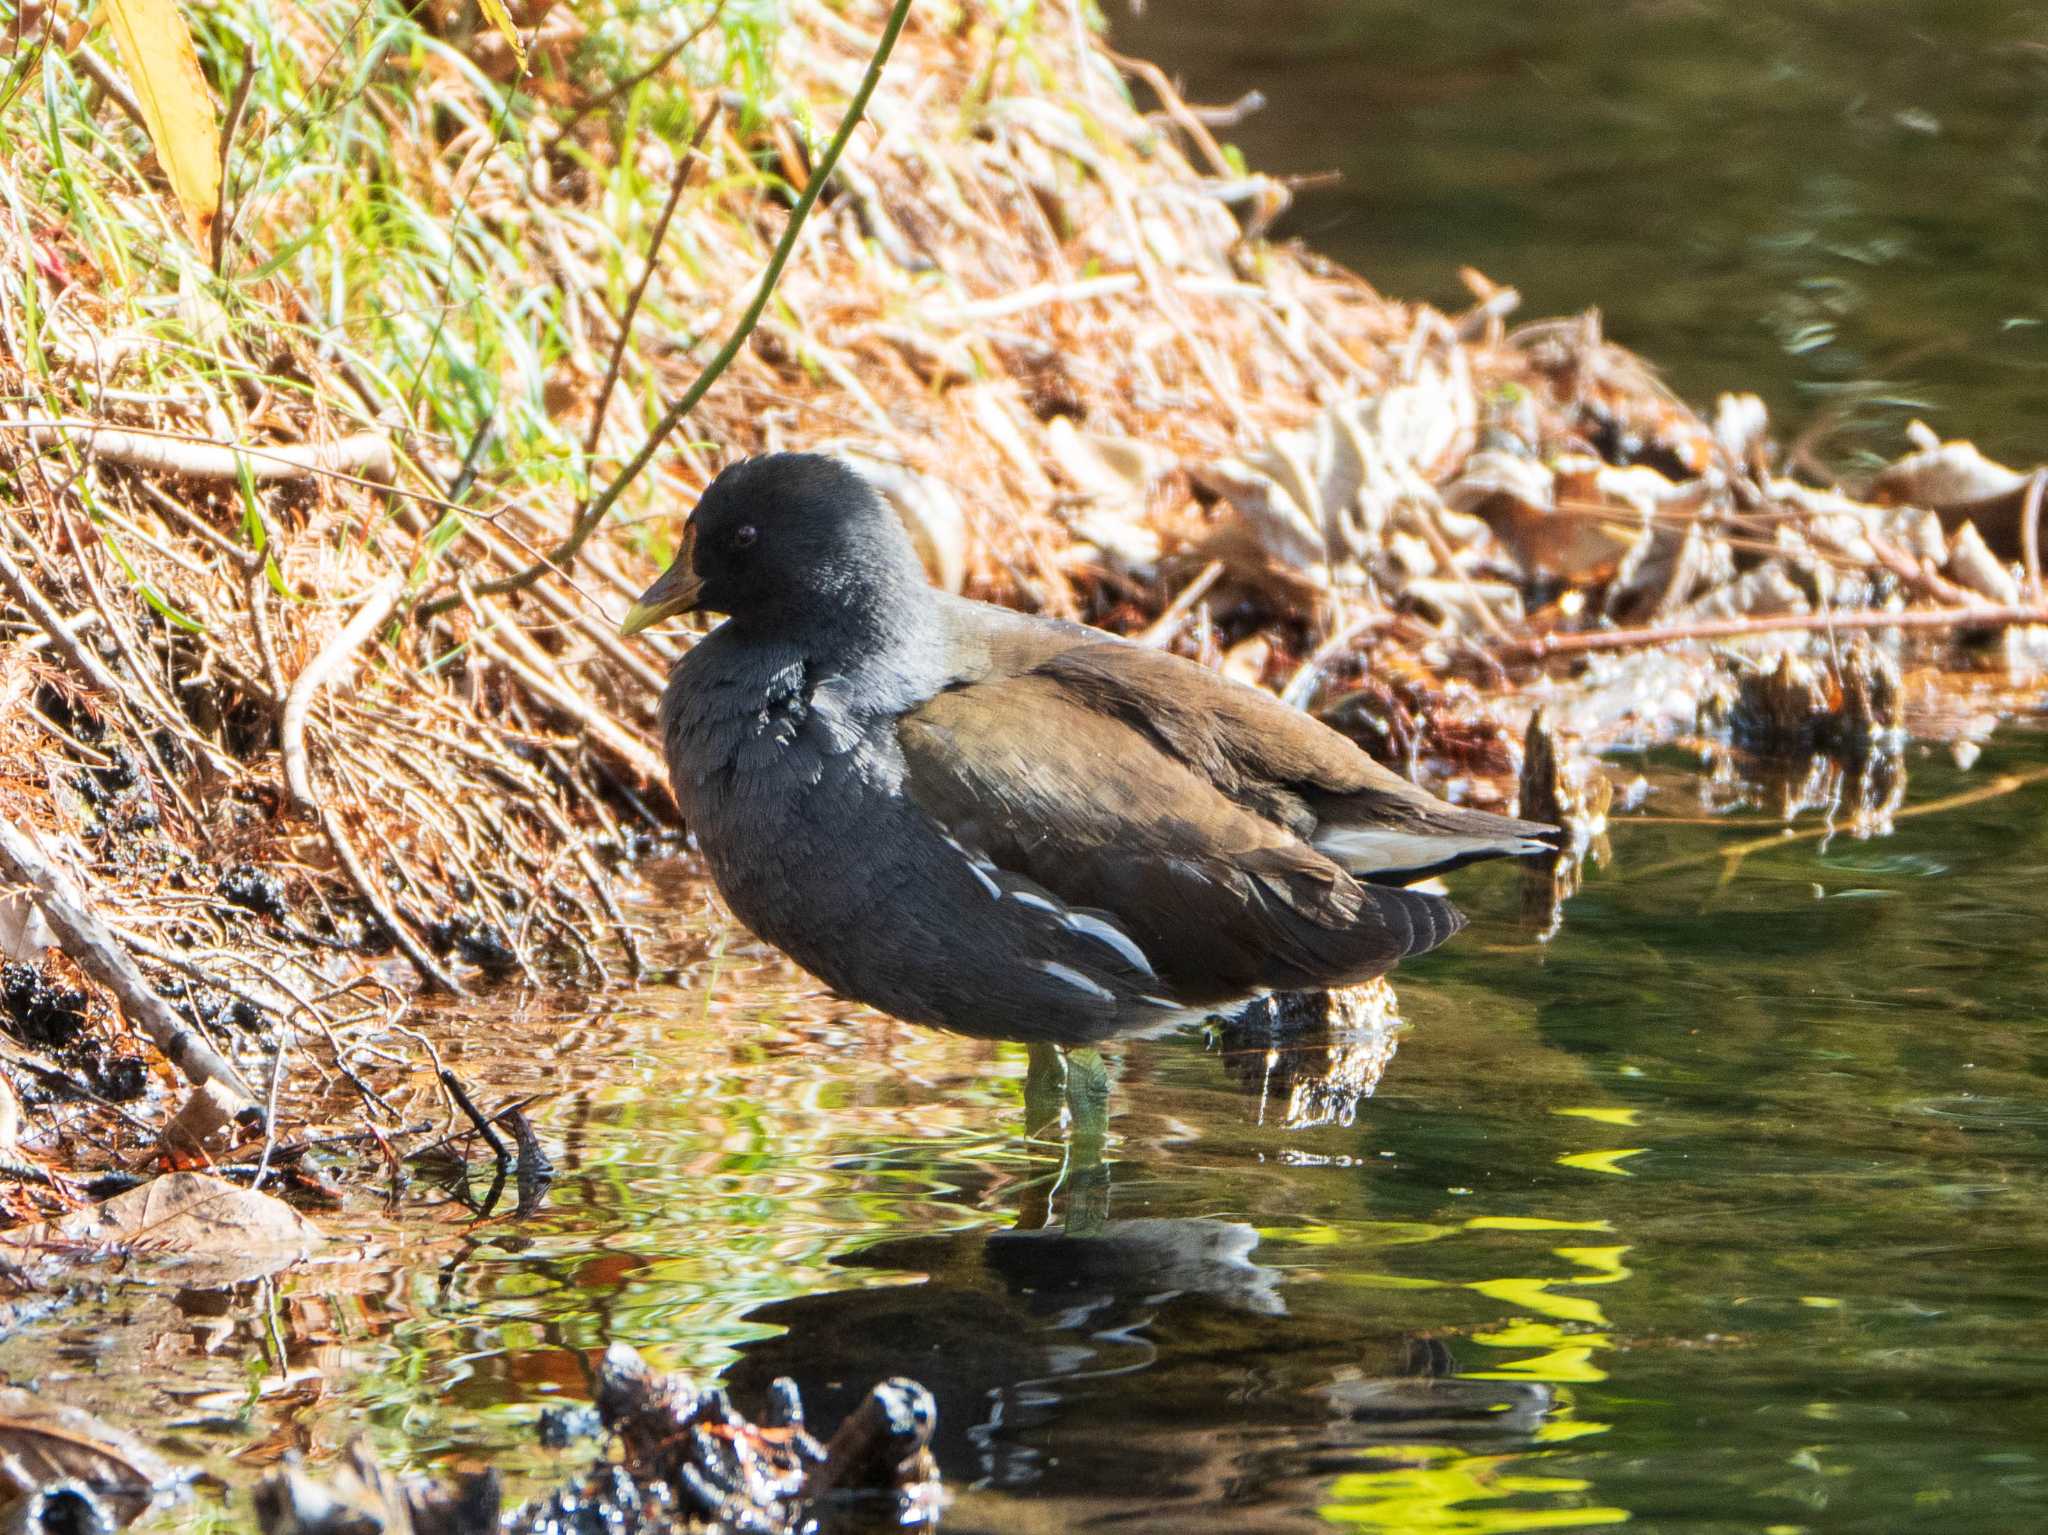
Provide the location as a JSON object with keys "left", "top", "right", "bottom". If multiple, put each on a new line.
{"left": 733, "top": 524, "right": 758, "bottom": 549}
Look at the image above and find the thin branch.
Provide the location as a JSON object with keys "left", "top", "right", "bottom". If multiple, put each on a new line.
{"left": 71, "top": 42, "right": 147, "bottom": 134}
{"left": 281, "top": 578, "right": 405, "bottom": 817}
{"left": 212, "top": 40, "right": 259, "bottom": 275}
{"left": 421, "top": 0, "right": 917, "bottom": 619}
{"left": 281, "top": 576, "right": 465, "bottom": 994}
{"left": 1136, "top": 559, "right": 1222, "bottom": 646}
{"left": 1098, "top": 43, "right": 1238, "bottom": 179}
{"left": 581, "top": 102, "right": 722, "bottom": 472}
{"left": 439, "top": 1068, "right": 510, "bottom": 1163}
{"left": 0, "top": 535, "right": 128, "bottom": 699}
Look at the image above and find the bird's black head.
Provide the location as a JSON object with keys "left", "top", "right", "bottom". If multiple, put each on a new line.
{"left": 621, "top": 453, "right": 930, "bottom": 641}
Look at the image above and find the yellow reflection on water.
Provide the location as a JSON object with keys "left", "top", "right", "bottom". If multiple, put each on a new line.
{"left": 1468, "top": 1277, "right": 1609, "bottom": 1328}
{"left": 1313, "top": 1222, "right": 1638, "bottom": 1530}
{"left": 1554, "top": 1107, "right": 1643, "bottom": 1127}
{"left": 1471, "top": 1312, "right": 1611, "bottom": 1384}
{"left": 1467, "top": 1244, "right": 1633, "bottom": 1379}
{"left": 1555, "top": 1148, "right": 1647, "bottom": 1176}
{"left": 1306, "top": 1105, "right": 1651, "bottom": 1534}
{"left": 1319, "top": 1445, "right": 1630, "bottom": 1532}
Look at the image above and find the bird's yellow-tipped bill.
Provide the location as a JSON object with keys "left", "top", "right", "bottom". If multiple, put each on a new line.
{"left": 620, "top": 526, "right": 700, "bottom": 636}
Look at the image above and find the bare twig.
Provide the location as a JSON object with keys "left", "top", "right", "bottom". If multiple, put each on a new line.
{"left": 281, "top": 577, "right": 405, "bottom": 817}
{"left": 1282, "top": 610, "right": 1399, "bottom": 708}
{"left": 439, "top": 1069, "right": 510, "bottom": 1163}
{"left": 5, "top": 416, "right": 394, "bottom": 483}
{"left": 281, "top": 576, "right": 464, "bottom": 994}
{"left": 0, "top": 536, "right": 127, "bottom": 699}
{"left": 1098, "top": 44, "right": 1238, "bottom": 179}
{"left": 212, "top": 40, "right": 259, "bottom": 275}
{"left": 458, "top": 586, "right": 669, "bottom": 784}
{"left": 1137, "top": 560, "right": 1222, "bottom": 646}
{"left": 0, "top": 814, "right": 257, "bottom": 1101}
{"left": 69, "top": 42, "right": 146, "bottom": 134}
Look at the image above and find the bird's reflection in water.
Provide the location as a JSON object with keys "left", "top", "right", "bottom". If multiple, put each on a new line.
{"left": 722, "top": 1218, "right": 1551, "bottom": 1516}
{"left": 722, "top": 980, "right": 1552, "bottom": 1521}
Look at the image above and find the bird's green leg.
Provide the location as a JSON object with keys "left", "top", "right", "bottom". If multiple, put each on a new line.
{"left": 1020, "top": 1043, "right": 1113, "bottom": 1233}
{"left": 1056, "top": 1046, "right": 1111, "bottom": 1235}
{"left": 1023, "top": 1040, "right": 1066, "bottom": 1141}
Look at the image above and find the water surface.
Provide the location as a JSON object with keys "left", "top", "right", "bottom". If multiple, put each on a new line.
{"left": 20, "top": 723, "right": 2048, "bottom": 1532}
{"left": 1115, "top": 0, "right": 2048, "bottom": 467}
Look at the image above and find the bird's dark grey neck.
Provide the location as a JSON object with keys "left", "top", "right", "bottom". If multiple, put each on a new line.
{"left": 724, "top": 568, "right": 937, "bottom": 675}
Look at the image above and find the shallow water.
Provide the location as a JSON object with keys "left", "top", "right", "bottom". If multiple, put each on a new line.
{"left": 1114, "top": 0, "right": 2048, "bottom": 467}
{"left": 19, "top": 719, "right": 2048, "bottom": 1532}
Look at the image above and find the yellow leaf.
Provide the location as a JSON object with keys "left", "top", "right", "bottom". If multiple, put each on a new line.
{"left": 475, "top": 0, "right": 528, "bottom": 71}
{"left": 100, "top": 0, "right": 221, "bottom": 249}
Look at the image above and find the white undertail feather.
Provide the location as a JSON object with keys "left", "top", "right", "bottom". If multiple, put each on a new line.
{"left": 1311, "top": 825, "right": 1553, "bottom": 879}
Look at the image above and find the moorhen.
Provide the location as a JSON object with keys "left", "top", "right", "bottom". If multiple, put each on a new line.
{"left": 623, "top": 454, "right": 1557, "bottom": 1046}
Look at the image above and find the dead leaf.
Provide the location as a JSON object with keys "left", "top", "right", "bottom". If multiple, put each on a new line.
{"left": 1199, "top": 368, "right": 1473, "bottom": 589}
{"left": 1448, "top": 450, "right": 1637, "bottom": 583}
{"left": 160, "top": 1079, "right": 244, "bottom": 1163}
{"left": 1046, "top": 417, "right": 1170, "bottom": 575}
{"left": 1944, "top": 520, "right": 2021, "bottom": 604}
{"left": 99, "top": 0, "right": 221, "bottom": 249}
{"left": 475, "top": 0, "right": 528, "bottom": 72}
{"left": 0, "top": 889, "right": 55, "bottom": 962}
{"left": 0, "top": 1171, "right": 321, "bottom": 1284}
{"left": 1870, "top": 430, "right": 2036, "bottom": 555}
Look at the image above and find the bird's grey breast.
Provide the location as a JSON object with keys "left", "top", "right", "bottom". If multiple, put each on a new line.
{"left": 658, "top": 629, "right": 936, "bottom": 958}
{"left": 661, "top": 633, "right": 891, "bottom": 830}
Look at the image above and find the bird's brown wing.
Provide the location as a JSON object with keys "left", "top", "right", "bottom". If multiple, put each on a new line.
{"left": 1030, "top": 639, "right": 1560, "bottom": 882}
{"left": 896, "top": 668, "right": 1460, "bottom": 1002}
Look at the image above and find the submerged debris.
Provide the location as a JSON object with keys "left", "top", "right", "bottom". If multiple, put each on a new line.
{"left": 252, "top": 1443, "right": 498, "bottom": 1535}
{"left": 1517, "top": 710, "right": 1613, "bottom": 944}
{"left": 0, "top": 1171, "right": 322, "bottom": 1287}
{"left": 1212, "top": 980, "right": 1404, "bottom": 1129}
{"left": 1718, "top": 645, "right": 1905, "bottom": 758}
{"left": 252, "top": 1346, "right": 940, "bottom": 1535}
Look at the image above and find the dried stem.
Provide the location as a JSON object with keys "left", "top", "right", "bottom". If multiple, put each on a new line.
{"left": 281, "top": 576, "right": 465, "bottom": 994}
{"left": 1504, "top": 602, "right": 2048, "bottom": 662}
{"left": 580, "top": 103, "right": 723, "bottom": 472}
{"left": 5, "top": 417, "right": 394, "bottom": 483}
